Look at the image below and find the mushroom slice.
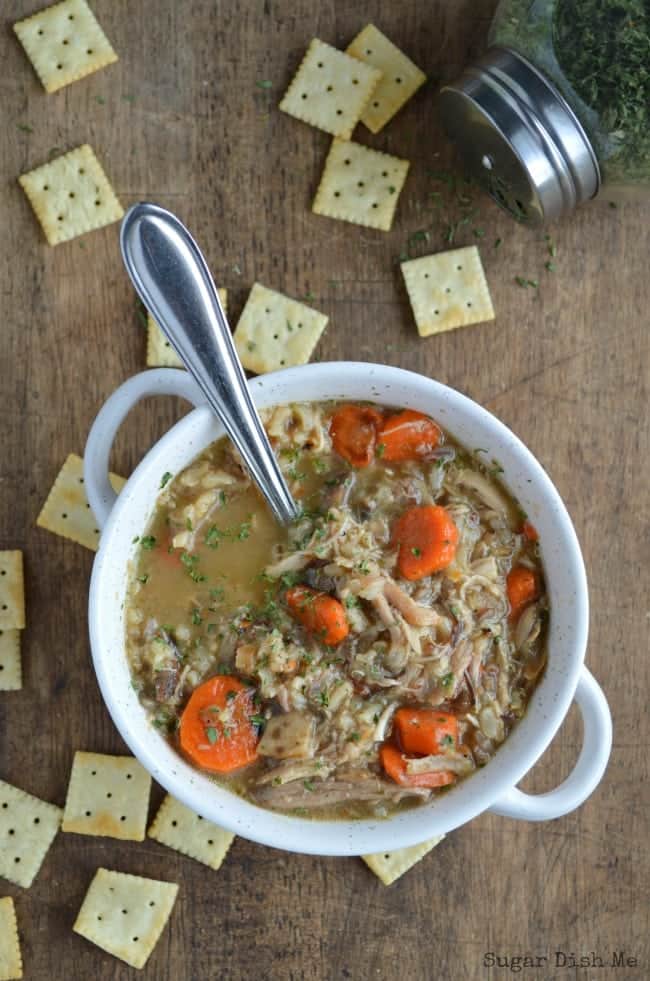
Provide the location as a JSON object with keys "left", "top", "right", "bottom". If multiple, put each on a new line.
{"left": 258, "top": 711, "right": 317, "bottom": 759}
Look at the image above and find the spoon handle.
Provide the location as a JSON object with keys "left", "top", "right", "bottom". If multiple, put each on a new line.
{"left": 120, "top": 203, "right": 300, "bottom": 526}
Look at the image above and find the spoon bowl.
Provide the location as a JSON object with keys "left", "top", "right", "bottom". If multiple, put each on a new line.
{"left": 119, "top": 202, "right": 300, "bottom": 526}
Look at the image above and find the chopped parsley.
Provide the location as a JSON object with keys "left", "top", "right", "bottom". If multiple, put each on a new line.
{"left": 160, "top": 471, "right": 173, "bottom": 488}
{"left": 180, "top": 551, "right": 207, "bottom": 583}
{"left": 408, "top": 229, "right": 430, "bottom": 246}
{"left": 140, "top": 535, "right": 157, "bottom": 550}
{"left": 303, "top": 779, "right": 315, "bottom": 791}
{"left": 411, "top": 546, "right": 422, "bottom": 557}
{"left": 137, "top": 573, "right": 149, "bottom": 585}
{"left": 191, "top": 609, "right": 202, "bottom": 626}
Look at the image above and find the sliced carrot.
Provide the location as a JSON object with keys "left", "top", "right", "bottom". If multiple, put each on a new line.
{"left": 392, "top": 505, "right": 459, "bottom": 580}
{"left": 506, "top": 565, "right": 538, "bottom": 621}
{"left": 377, "top": 410, "right": 442, "bottom": 463}
{"left": 379, "top": 744, "right": 456, "bottom": 789}
{"left": 522, "top": 521, "right": 539, "bottom": 542}
{"left": 329, "top": 405, "right": 383, "bottom": 468}
{"left": 179, "top": 675, "right": 259, "bottom": 773}
{"left": 286, "top": 585, "right": 349, "bottom": 646}
{"left": 394, "top": 708, "right": 458, "bottom": 756}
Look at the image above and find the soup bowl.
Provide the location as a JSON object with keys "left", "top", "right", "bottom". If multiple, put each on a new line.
{"left": 84, "top": 363, "right": 611, "bottom": 856}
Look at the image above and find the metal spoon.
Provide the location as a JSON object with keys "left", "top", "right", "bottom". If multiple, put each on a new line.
{"left": 120, "top": 202, "right": 300, "bottom": 526}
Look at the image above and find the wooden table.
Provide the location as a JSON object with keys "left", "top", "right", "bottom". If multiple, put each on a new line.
{"left": 2, "top": 2, "right": 648, "bottom": 978}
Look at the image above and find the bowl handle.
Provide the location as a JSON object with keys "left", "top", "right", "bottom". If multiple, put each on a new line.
{"left": 488, "top": 666, "right": 611, "bottom": 820}
{"left": 84, "top": 369, "right": 204, "bottom": 530}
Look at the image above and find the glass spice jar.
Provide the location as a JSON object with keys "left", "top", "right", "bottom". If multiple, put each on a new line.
{"left": 439, "top": 0, "right": 650, "bottom": 224}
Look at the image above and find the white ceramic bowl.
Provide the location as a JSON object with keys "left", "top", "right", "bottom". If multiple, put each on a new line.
{"left": 84, "top": 363, "right": 611, "bottom": 856}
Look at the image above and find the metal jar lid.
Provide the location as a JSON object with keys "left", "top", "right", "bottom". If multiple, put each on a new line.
{"left": 439, "top": 47, "right": 600, "bottom": 225}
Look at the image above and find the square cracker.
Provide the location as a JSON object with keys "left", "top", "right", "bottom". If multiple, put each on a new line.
{"left": 362, "top": 835, "right": 445, "bottom": 886}
{"left": 19, "top": 144, "right": 124, "bottom": 246}
{"left": 312, "top": 138, "right": 409, "bottom": 231}
{"left": 73, "top": 867, "right": 178, "bottom": 970}
{"left": 347, "top": 24, "right": 427, "bottom": 133}
{"left": 0, "top": 779, "right": 62, "bottom": 889}
{"left": 279, "top": 38, "right": 381, "bottom": 139}
{"left": 0, "top": 631, "right": 22, "bottom": 692}
{"left": 148, "top": 794, "right": 234, "bottom": 870}
{"left": 234, "top": 283, "right": 328, "bottom": 374}
{"left": 401, "top": 246, "right": 495, "bottom": 337}
{"left": 14, "top": 0, "right": 118, "bottom": 94}
{"left": 62, "top": 751, "right": 151, "bottom": 841}
{"left": 0, "top": 553, "right": 25, "bottom": 632}
{"left": 37, "top": 453, "right": 126, "bottom": 551}
{"left": 146, "top": 289, "right": 227, "bottom": 368}
{"left": 0, "top": 897, "right": 22, "bottom": 981}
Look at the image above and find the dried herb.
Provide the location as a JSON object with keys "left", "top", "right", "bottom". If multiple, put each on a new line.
{"left": 554, "top": 0, "right": 649, "bottom": 176}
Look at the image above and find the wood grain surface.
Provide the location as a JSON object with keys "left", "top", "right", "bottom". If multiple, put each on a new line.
{"left": 1, "top": 2, "right": 648, "bottom": 979}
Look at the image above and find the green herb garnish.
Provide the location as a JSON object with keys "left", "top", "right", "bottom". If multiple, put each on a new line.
{"left": 140, "top": 535, "right": 157, "bottom": 550}
{"left": 554, "top": 0, "right": 650, "bottom": 178}
{"left": 160, "top": 471, "right": 173, "bottom": 488}
{"left": 206, "top": 727, "right": 218, "bottom": 744}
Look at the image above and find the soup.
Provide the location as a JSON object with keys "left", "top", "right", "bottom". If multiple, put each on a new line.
{"left": 125, "top": 401, "right": 547, "bottom": 819}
